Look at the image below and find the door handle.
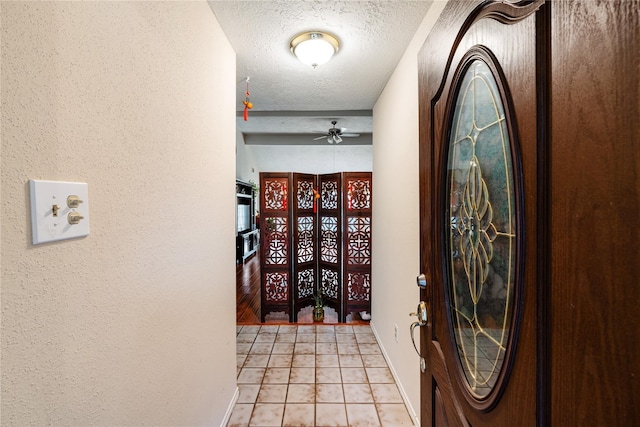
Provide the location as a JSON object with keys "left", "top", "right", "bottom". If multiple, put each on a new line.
{"left": 410, "top": 301, "right": 428, "bottom": 372}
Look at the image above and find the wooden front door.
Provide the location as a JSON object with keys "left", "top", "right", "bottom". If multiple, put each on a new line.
{"left": 418, "top": 1, "right": 640, "bottom": 426}
{"left": 418, "top": 1, "right": 545, "bottom": 425}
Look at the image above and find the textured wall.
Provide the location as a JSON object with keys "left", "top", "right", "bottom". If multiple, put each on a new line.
{"left": 1, "top": 2, "right": 237, "bottom": 425}
{"left": 371, "top": 1, "right": 447, "bottom": 425}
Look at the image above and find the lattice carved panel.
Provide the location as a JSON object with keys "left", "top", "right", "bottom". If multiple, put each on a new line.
{"left": 321, "top": 216, "right": 338, "bottom": 264}
{"left": 297, "top": 269, "right": 314, "bottom": 299}
{"left": 265, "top": 217, "right": 288, "bottom": 265}
{"left": 347, "top": 179, "right": 371, "bottom": 210}
{"left": 297, "top": 216, "right": 314, "bottom": 263}
{"left": 264, "top": 179, "right": 288, "bottom": 211}
{"left": 321, "top": 268, "right": 339, "bottom": 299}
{"left": 321, "top": 180, "right": 339, "bottom": 210}
{"left": 297, "top": 180, "right": 314, "bottom": 210}
{"left": 347, "top": 272, "right": 371, "bottom": 302}
{"left": 265, "top": 271, "right": 289, "bottom": 302}
{"left": 347, "top": 217, "right": 371, "bottom": 265}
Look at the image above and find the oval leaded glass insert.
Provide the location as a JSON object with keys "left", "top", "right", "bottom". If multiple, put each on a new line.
{"left": 445, "top": 58, "right": 517, "bottom": 399}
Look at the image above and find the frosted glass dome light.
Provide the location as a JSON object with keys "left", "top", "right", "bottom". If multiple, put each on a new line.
{"left": 290, "top": 32, "right": 340, "bottom": 68}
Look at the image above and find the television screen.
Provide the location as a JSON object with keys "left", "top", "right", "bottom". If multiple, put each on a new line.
{"left": 237, "top": 204, "right": 251, "bottom": 232}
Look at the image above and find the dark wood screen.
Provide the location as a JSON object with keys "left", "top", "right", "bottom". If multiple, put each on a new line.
{"left": 260, "top": 172, "right": 372, "bottom": 323}
{"left": 292, "top": 173, "right": 318, "bottom": 321}
{"left": 318, "top": 173, "right": 343, "bottom": 320}
{"left": 342, "top": 172, "right": 373, "bottom": 321}
{"left": 260, "top": 172, "right": 292, "bottom": 321}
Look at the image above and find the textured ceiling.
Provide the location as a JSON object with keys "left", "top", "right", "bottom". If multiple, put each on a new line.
{"left": 208, "top": 1, "right": 434, "bottom": 144}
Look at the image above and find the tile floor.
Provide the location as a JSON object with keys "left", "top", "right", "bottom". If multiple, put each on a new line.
{"left": 229, "top": 324, "right": 415, "bottom": 427}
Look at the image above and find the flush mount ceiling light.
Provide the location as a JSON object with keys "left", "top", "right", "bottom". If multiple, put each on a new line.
{"left": 290, "top": 31, "right": 340, "bottom": 68}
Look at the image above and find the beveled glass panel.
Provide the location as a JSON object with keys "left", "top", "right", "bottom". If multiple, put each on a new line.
{"left": 445, "top": 59, "right": 517, "bottom": 398}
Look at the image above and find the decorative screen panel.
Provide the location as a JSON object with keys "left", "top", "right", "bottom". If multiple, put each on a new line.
{"left": 321, "top": 268, "right": 339, "bottom": 299}
{"left": 347, "top": 217, "right": 371, "bottom": 265}
{"left": 321, "top": 216, "right": 339, "bottom": 263}
{"left": 265, "top": 271, "right": 289, "bottom": 302}
{"left": 297, "top": 269, "right": 314, "bottom": 299}
{"left": 321, "top": 180, "right": 339, "bottom": 210}
{"left": 347, "top": 179, "right": 371, "bottom": 210}
{"left": 297, "top": 216, "right": 314, "bottom": 263}
{"left": 264, "top": 179, "right": 288, "bottom": 211}
{"left": 347, "top": 272, "right": 371, "bottom": 302}
{"left": 297, "top": 180, "right": 314, "bottom": 210}
{"left": 265, "top": 217, "right": 288, "bottom": 265}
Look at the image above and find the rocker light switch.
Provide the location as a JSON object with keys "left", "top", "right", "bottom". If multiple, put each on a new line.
{"left": 29, "top": 180, "right": 90, "bottom": 244}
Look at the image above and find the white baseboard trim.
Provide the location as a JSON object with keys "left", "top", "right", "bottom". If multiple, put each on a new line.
{"left": 220, "top": 386, "right": 239, "bottom": 427}
{"left": 370, "top": 321, "right": 420, "bottom": 427}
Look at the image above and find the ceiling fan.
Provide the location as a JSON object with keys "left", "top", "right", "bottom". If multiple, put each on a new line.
{"left": 313, "top": 120, "right": 360, "bottom": 144}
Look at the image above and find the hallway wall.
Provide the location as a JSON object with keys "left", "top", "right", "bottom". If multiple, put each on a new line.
{"left": 1, "top": 2, "right": 237, "bottom": 425}
{"left": 371, "top": 1, "right": 447, "bottom": 424}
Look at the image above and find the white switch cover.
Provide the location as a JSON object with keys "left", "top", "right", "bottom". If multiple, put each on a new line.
{"left": 29, "top": 180, "right": 90, "bottom": 244}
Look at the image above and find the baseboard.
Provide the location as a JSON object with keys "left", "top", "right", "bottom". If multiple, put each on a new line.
{"left": 370, "top": 321, "right": 420, "bottom": 427}
{"left": 219, "top": 386, "right": 239, "bottom": 427}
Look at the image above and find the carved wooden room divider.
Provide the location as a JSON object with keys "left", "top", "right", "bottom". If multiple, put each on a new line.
{"left": 260, "top": 172, "right": 372, "bottom": 323}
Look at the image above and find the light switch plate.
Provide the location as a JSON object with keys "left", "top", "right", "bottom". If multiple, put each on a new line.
{"left": 29, "top": 180, "right": 90, "bottom": 244}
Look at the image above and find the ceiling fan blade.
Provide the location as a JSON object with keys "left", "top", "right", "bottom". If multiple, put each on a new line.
{"left": 341, "top": 133, "right": 360, "bottom": 137}
{"left": 313, "top": 135, "right": 328, "bottom": 140}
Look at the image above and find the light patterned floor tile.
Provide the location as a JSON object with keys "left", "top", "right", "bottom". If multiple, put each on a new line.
{"left": 335, "top": 334, "right": 357, "bottom": 344}
{"left": 316, "top": 367, "right": 342, "bottom": 383}
{"left": 292, "top": 354, "right": 315, "bottom": 367}
{"left": 255, "top": 333, "right": 277, "bottom": 343}
{"left": 339, "top": 354, "right": 363, "bottom": 367}
{"left": 237, "top": 384, "right": 261, "bottom": 403}
{"left": 316, "top": 354, "right": 339, "bottom": 367}
{"left": 341, "top": 367, "right": 368, "bottom": 383}
{"left": 227, "top": 403, "right": 253, "bottom": 427}
{"left": 316, "top": 342, "right": 338, "bottom": 354}
{"left": 365, "top": 367, "right": 395, "bottom": 383}
{"left": 343, "top": 384, "right": 373, "bottom": 403}
{"left": 263, "top": 367, "right": 291, "bottom": 384}
{"left": 260, "top": 325, "right": 281, "bottom": 334}
{"left": 268, "top": 354, "right": 293, "bottom": 368}
{"left": 290, "top": 367, "right": 315, "bottom": 384}
{"left": 275, "top": 333, "right": 296, "bottom": 343}
{"left": 358, "top": 343, "right": 382, "bottom": 354}
{"left": 244, "top": 354, "right": 270, "bottom": 368}
{"left": 315, "top": 403, "right": 348, "bottom": 427}
{"left": 361, "top": 354, "right": 387, "bottom": 368}
{"left": 237, "top": 333, "right": 258, "bottom": 343}
{"left": 376, "top": 403, "right": 414, "bottom": 426}
{"left": 370, "top": 384, "right": 404, "bottom": 403}
{"left": 286, "top": 384, "right": 315, "bottom": 403}
{"left": 296, "top": 333, "right": 316, "bottom": 343}
{"left": 237, "top": 368, "right": 265, "bottom": 384}
{"left": 283, "top": 403, "right": 315, "bottom": 427}
{"left": 257, "top": 384, "right": 288, "bottom": 403}
{"left": 294, "top": 342, "right": 316, "bottom": 354}
{"left": 297, "top": 325, "right": 316, "bottom": 334}
{"left": 271, "top": 343, "right": 295, "bottom": 354}
{"left": 337, "top": 343, "right": 360, "bottom": 354}
{"left": 316, "top": 383, "right": 344, "bottom": 403}
{"left": 250, "top": 342, "right": 274, "bottom": 354}
{"left": 249, "top": 403, "right": 284, "bottom": 426}
{"left": 345, "top": 403, "right": 381, "bottom": 427}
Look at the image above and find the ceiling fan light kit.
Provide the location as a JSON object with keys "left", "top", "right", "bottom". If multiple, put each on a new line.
{"left": 290, "top": 31, "right": 339, "bottom": 68}
{"left": 314, "top": 120, "right": 360, "bottom": 144}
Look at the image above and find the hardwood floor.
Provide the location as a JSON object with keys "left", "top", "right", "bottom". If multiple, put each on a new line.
{"left": 236, "top": 251, "right": 261, "bottom": 324}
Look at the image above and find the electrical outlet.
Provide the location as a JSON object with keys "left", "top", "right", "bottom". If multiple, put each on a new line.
{"left": 394, "top": 324, "right": 399, "bottom": 342}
